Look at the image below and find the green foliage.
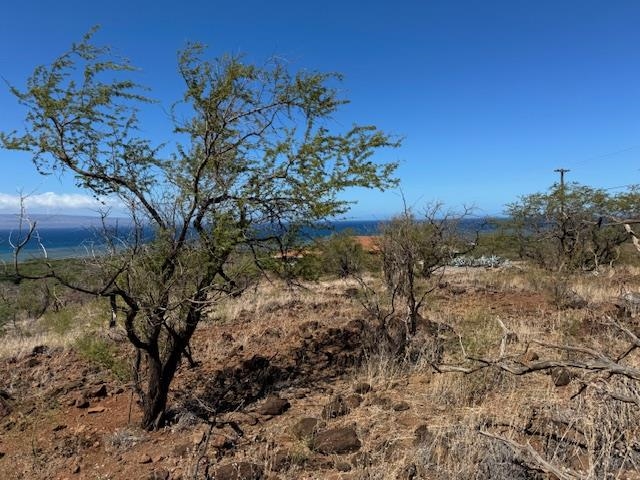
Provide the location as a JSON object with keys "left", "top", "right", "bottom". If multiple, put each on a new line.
{"left": 317, "top": 230, "right": 366, "bottom": 277}
{"left": 2, "top": 29, "right": 399, "bottom": 428}
{"left": 473, "top": 221, "right": 521, "bottom": 259}
{"left": 506, "top": 182, "right": 634, "bottom": 271}
{"left": 75, "top": 334, "right": 130, "bottom": 381}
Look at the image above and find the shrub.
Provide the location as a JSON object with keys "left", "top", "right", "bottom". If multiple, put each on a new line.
{"left": 75, "top": 334, "right": 130, "bottom": 381}
{"left": 317, "top": 230, "right": 366, "bottom": 278}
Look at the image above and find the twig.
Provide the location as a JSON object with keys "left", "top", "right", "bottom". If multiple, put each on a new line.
{"left": 479, "top": 430, "right": 586, "bottom": 480}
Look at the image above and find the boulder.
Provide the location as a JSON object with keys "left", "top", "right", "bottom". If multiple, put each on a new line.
{"left": 312, "top": 426, "right": 361, "bottom": 454}
{"left": 145, "top": 469, "right": 169, "bottom": 480}
{"left": 211, "top": 462, "right": 263, "bottom": 480}
{"left": 256, "top": 395, "right": 290, "bottom": 416}
{"left": 551, "top": 367, "right": 572, "bottom": 387}
{"left": 392, "top": 401, "right": 410, "bottom": 412}
{"left": 89, "top": 384, "right": 108, "bottom": 398}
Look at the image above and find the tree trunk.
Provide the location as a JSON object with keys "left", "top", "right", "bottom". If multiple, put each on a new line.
{"left": 109, "top": 295, "right": 117, "bottom": 328}
{"left": 140, "top": 349, "right": 182, "bottom": 430}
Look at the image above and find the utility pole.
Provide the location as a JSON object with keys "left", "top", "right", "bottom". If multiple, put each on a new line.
{"left": 554, "top": 168, "right": 570, "bottom": 216}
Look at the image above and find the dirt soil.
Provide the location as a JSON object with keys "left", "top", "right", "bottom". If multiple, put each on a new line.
{"left": 0, "top": 274, "right": 633, "bottom": 479}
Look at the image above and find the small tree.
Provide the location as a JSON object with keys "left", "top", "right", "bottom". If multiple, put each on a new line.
{"left": 506, "top": 182, "right": 633, "bottom": 271}
{"left": 381, "top": 204, "right": 472, "bottom": 336}
{"left": 1, "top": 31, "right": 399, "bottom": 429}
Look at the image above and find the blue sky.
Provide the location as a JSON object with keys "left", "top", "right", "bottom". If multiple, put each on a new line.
{"left": 1, "top": 0, "right": 639, "bottom": 219}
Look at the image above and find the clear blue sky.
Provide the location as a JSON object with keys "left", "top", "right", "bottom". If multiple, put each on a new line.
{"left": 1, "top": 0, "right": 639, "bottom": 219}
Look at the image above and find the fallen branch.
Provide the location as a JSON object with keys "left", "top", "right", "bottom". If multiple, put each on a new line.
{"left": 478, "top": 430, "right": 586, "bottom": 480}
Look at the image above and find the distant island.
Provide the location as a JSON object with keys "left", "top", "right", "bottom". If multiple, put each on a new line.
{"left": 0, "top": 213, "right": 130, "bottom": 230}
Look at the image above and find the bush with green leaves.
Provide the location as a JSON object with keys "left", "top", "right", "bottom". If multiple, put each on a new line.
{"left": 506, "top": 182, "right": 637, "bottom": 271}
{"left": 317, "top": 230, "right": 366, "bottom": 277}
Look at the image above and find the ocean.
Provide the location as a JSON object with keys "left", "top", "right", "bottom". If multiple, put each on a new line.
{"left": 0, "top": 218, "right": 497, "bottom": 262}
{"left": 0, "top": 220, "right": 382, "bottom": 262}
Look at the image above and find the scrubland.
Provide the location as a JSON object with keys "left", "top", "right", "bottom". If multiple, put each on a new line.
{"left": 1, "top": 262, "right": 640, "bottom": 480}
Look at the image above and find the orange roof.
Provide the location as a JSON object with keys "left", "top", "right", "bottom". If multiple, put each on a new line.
{"left": 353, "top": 235, "right": 382, "bottom": 254}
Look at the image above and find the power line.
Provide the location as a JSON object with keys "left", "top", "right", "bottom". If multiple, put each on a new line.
{"left": 568, "top": 145, "right": 640, "bottom": 168}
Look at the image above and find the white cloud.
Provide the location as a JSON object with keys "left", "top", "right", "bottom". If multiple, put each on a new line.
{"left": 0, "top": 192, "right": 119, "bottom": 212}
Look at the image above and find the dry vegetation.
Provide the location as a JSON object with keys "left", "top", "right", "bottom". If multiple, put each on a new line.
{"left": 2, "top": 263, "right": 640, "bottom": 479}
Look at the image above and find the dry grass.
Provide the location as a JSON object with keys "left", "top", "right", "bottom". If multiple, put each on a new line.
{"left": 0, "top": 299, "right": 109, "bottom": 359}
{"left": 3, "top": 264, "right": 640, "bottom": 479}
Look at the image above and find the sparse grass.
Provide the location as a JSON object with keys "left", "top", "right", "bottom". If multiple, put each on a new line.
{"left": 103, "top": 428, "right": 146, "bottom": 452}
{"left": 3, "top": 263, "right": 640, "bottom": 479}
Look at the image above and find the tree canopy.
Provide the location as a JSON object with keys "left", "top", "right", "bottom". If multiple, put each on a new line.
{"left": 506, "top": 182, "right": 638, "bottom": 271}
{"left": 1, "top": 30, "right": 400, "bottom": 429}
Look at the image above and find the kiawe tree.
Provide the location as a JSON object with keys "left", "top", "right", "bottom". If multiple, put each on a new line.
{"left": 1, "top": 31, "right": 399, "bottom": 429}
{"left": 506, "top": 182, "right": 634, "bottom": 272}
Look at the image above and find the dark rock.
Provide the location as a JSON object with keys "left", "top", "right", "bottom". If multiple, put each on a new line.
{"left": 257, "top": 395, "right": 290, "bottom": 416}
{"left": 26, "top": 358, "right": 40, "bottom": 368}
{"left": 89, "top": 384, "right": 108, "bottom": 398}
{"left": 353, "top": 382, "right": 371, "bottom": 394}
{"left": 398, "top": 463, "right": 417, "bottom": 480}
{"left": 0, "top": 397, "right": 11, "bottom": 418}
{"left": 392, "top": 401, "right": 410, "bottom": 412}
{"left": 290, "top": 417, "right": 320, "bottom": 441}
{"left": 271, "top": 449, "right": 303, "bottom": 472}
{"left": 552, "top": 368, "right": 572, "bottom": 387}
{"left": 322, "top": 395, "right": 351, "bottom": 419}
{"left": 75, "top": 397, "right": 90, "bottom": 409}
{"left": 146, "top": 469, "right": 169, "bottom": 480}
{"left": 312, "top": 426, "right": 361, "bottom": 454}
{"left": 31, "top": 345, "right": 48, "bottom": 356}
{"left": 212, "top": 462, "right": 263, "bottom": 480}
{"left": 413, "top": 424, "right": 432, "bottom": 446}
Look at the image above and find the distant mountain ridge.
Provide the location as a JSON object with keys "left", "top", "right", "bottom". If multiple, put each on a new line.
{"left": 0, "top": 214, "right": 129, "bottom": 229}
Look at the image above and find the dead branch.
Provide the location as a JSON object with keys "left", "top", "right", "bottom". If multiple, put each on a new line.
{"left": 478, "top": 430, "right": 586, "bottom": 480}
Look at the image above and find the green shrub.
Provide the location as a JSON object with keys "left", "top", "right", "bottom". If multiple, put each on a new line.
{"left": 75, "top": 334, "right": 130, "bottom": 381}
{"left": 317, "top": 230, "right": 366, "bottom": 277}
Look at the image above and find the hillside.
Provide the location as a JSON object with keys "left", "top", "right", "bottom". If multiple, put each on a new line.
{"left": 1, "top": 267, "right": 640, "bottom": 479}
